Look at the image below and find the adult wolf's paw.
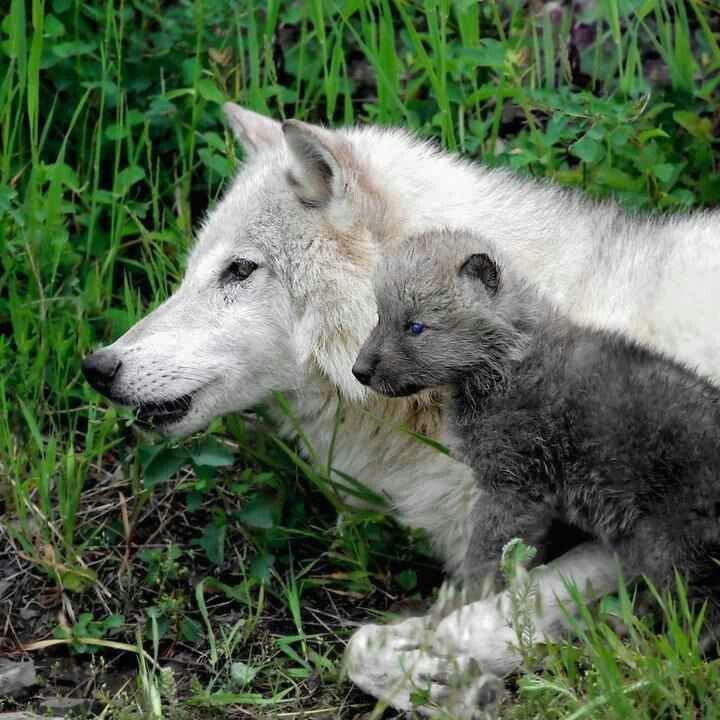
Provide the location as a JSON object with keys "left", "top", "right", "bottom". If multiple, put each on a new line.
{"left": 345, "top": 616, "right": 430, "bottom": 709}
{"left": 432, "top": 597, "right": 521, "bottom": 677}
{"left": 345, "top": 618, "right": 504, "bottom": 718}
{"left": 430, "top": 667, "right": 505, "bottom": 719}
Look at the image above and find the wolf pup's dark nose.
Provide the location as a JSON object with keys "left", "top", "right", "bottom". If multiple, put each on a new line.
{"left": 352, "top": 358, "right": 375, "bottom": 386}
{"left": 82, "top": 349, "right": 122, "bottom": 395}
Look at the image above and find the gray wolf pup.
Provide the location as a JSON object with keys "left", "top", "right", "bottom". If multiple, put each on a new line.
{"left": 81, "top": 105, "right": 720, "bottom": 713}
{"left": 354, "top": 229, "right": 720, "bottom": 631}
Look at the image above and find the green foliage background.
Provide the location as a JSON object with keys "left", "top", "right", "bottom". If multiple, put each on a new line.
{"left": 2, "top": 0, "right": 719, "bottom": 486}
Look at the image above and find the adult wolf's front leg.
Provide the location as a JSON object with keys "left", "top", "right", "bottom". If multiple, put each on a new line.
{"left": 345, "top": 614, "right": 505, "bottom": 718}
{"left": 346, "top": 542, "right": 624, "bottom": 713}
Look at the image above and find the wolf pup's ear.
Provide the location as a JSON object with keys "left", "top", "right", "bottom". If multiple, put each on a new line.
{"left": 223, "top": 103, "right": 284, "bottom": 157}
{"left": 460, "top": 253, "right": 500, "bottom": 296}
{"left": 282, "top": 120, "right": 348, "bottom": 207}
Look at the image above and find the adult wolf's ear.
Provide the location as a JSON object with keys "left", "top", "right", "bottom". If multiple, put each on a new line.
{"left": 223, "top": 103, "right": 283, "bottom": 157}
{"left": 282, "top": 120, "right": 348, "bottom": 207}
{"left": 460, "top": 253, "right": 501, "bottom": 296}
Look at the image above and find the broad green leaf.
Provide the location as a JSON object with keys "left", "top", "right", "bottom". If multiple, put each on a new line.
{"left": 202, "top": 131, "right": 227, "bottom": 152}
{"left": 61, "top": 565, "right": 97, "bottom": 592}
{"left": 44, "top": 14, "right": 65, "bottom": 38}
{"left": 103, "top": 614, "right": 125, "bottom": 632}
{"left": 143, "top": 449, "right": 187, "bottom": 489}
{"left": 198, "top": 148, "right": 232, "bottom": 178}
{"left": 673, "top": 111, "right": 713, "bottom": 142}
{"left": 52, "top": 40, "right": 96, "bottom": 58}
{"left": 637, "top": 128, "right": 670, "bottom": 144}
{"left": 599, "top": 594, "right": 622, "bottom": 618}
{"left": 610, "top": 126, "right": 632, "bottom": 148}
{"left": 396, "top": 569, "right": 417, "bottom": 591}
{"left": 571, "top": 134, "right": 604, "bottom": 164}
{"left": 666, "top": 188, "right": 696, "bottom": 206}
{"left": 196, "top": 79, "right": 225, "bottom": 103}
{"left": 189, "top": 437, "right": 235, "bottom": 468}
{"left": 181, "top": 617, "right": 203, "bottom": 642}
{"left": 594, "top": 166, "right": 640, "bottom": 192}
{"left": 653, "top": 163, "right": 680, "bottom": 184}
{"left": 46, "top": 161, "right": 80, "bottom": 191}
{"left": 115, "top": 166, "right": 145, "bottom": 195}
{"left": 105, "top": 124, "right": 128, "bottom": 141}
{"left": 250, "top": 552, "right": 275, "bottom": 583}
{"left": 236, "top": 496, "right": 275, "bottom": 529}
{"left": 460, "top": 39, "right": 505, "bottom": 68}
{"left": 197, "top": 520, "right": 226, "bottom": 566}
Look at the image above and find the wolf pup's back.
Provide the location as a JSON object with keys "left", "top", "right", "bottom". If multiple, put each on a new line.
{"left": 457, "top": 319, "right": 720, "bottom": 575}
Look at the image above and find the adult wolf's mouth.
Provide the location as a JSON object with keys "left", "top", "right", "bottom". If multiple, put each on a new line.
{"left": 135, "top": 393, "right": 194, "bottom": 427}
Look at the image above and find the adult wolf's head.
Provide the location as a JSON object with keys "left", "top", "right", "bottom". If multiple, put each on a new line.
{"left": 83, "top": 105, "right": 393, "bottom": 435}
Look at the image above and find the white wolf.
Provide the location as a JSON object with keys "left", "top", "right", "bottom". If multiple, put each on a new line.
{"left": 82, "top": 104, "right": 720, "bottom": 714}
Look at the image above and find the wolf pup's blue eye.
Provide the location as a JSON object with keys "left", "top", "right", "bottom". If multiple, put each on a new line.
{"left": 409, "top": 322, "right": 426, "bottom": 336}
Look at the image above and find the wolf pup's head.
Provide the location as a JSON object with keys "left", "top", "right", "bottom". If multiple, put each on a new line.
{"left": 82, "top": 106, "right": 385, "bottom": 435}
{"left": 353, "top": 230, "right": 535, "bottom": 397}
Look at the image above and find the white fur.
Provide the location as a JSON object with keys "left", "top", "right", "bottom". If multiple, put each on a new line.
{"left": 101, "top": 106, "right": 720, "bottom": 712}
{"left": 347, "top": 544, "right": 621, "bottom": 715}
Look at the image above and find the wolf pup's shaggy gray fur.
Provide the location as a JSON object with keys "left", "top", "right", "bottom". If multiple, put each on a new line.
{"left": 354, "top": 229, "right": 720, "bottom": 621}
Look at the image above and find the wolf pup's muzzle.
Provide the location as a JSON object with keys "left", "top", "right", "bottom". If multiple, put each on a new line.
{"left": 351, "top": 357, "right": 376, "bottom": 386}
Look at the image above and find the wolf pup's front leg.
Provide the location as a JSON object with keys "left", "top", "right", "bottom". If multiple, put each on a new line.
{"left": 461, "top": 489, "right": 552, "bottom": 589}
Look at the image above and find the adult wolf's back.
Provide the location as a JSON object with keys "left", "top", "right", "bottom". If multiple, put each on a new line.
{"left": 83, "top": 105, "right": 720, "bottom": 713}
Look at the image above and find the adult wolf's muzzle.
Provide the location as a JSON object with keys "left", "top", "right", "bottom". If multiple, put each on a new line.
{"left": 82, "top": 345, "right": 196, "bottom": 429}
{"left": 82, "top": 348, "right": 122, "bottom": 396}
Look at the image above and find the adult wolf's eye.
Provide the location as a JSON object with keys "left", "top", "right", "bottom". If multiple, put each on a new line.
{"left": 408, "top": 322, "right": 426, "bottom": 336}
{"left": 225, "top": 259, "right": 258, "bottom": 283}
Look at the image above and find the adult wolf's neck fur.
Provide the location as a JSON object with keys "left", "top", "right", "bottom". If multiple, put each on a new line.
{"left": 281, "top": 370, "right": 481, "bottom": 574}
{"left": 353, "top": 128, "right": 637, "bottom": 301}
{"left": 344, "top": 127, "right": 719, "bottom": 374}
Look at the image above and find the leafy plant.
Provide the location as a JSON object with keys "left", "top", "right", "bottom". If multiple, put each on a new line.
{"left": 501, "top": 538, "right": 541, "bottom": 671}
{"left": 52, "top": 612, "right": 125, "bottom": 654}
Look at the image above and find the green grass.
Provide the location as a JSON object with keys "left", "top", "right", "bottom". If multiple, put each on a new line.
{"left": 503, "top": 575, "right": 720, "bottom": 720}
{"left": 1, "top": 1, "right": 719, "bottom": 718}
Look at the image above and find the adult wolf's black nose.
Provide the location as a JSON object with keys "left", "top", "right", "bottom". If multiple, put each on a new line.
{"left": 352, "top": 358, "right": 375, "bottom": 386}
{"left": 82, "top": 349, "right": 122, "bottom": 395}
